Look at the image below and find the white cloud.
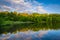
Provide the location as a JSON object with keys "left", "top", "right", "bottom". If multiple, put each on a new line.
{"left": 12, "top": 0, "right": 24, "bottom": 4}
{"left": 3, "top": 5, "right": 11, "bottom": 10}
{"left": 36, "top": 6, "right": 47, "bottom": 13}
{"left": 0, "top": 0, "right": 47, "bottom": 13}
{"left": 38, "top": 31, "right": 48, "bottom": 37}
{"left": 0, "top": 5, "right": 13, "bottom": 11}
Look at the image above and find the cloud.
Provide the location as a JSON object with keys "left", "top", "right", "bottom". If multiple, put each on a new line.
{"left": 35, "top": 6, "right": 47, "bottom": 13}
{"left": 3, "top": 5, "right": 12, "bottom": 11}
{"left": 0, "top": 0, "right": 47, "bottom": 13}
{"left": 38, "top": 30, "right": 48, "bottom": 37}
{"left": 0, "top": 5, "right": 12, "bottom": 11}
{"left": 12, "top": 0, "right": 25, "bottom": 4}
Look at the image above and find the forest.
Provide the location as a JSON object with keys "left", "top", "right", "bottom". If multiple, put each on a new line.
{"left": 0, "top": 11, "right": 60, "bottom": 34}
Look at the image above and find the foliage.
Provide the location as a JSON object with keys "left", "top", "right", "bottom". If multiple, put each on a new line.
{"left": 0, "top": 11, "right": 60, "bottom": 34}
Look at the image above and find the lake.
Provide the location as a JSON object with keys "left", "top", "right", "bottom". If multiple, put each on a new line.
{"left": 0, "top": 30, "right": 60, "bottom": 40}
{"left": 0, "top": 23, "right": 60, "bottom": 40}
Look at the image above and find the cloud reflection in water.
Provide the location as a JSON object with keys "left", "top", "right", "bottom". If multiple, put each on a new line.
{"left": 0, "top": 30, "right": 60, "bottom": 40}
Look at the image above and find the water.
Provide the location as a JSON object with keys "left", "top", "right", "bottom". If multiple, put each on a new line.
{"left": 0, "top": 30, "right": 60, "bottom": 40}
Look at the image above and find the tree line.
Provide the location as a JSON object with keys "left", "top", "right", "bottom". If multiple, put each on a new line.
{"left": 0, "top": 11, "right": 60, "bottom": 34}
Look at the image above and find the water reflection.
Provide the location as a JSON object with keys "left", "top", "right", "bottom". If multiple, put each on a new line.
{"left": 0, "top": 30, "right": 60, "bottom": 40}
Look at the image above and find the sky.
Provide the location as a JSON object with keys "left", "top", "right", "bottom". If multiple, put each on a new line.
{"left": 0, "top": 0, "right": 60, "bottom": 13}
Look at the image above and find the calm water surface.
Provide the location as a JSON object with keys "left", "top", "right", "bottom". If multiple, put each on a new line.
{"left": 0, "top": 30, "right": 60, "bottom": 40}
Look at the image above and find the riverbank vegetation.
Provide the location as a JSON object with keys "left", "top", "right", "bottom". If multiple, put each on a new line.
{"left": 0, "top": 11, "right": 60, "bottom": 34}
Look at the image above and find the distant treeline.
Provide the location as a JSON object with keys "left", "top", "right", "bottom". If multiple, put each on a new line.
{"left": 0, "top": 11, "right": 60, "bottom": 23}
{"left": 0, "top": 11, "right": 60, "bottom": 34}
